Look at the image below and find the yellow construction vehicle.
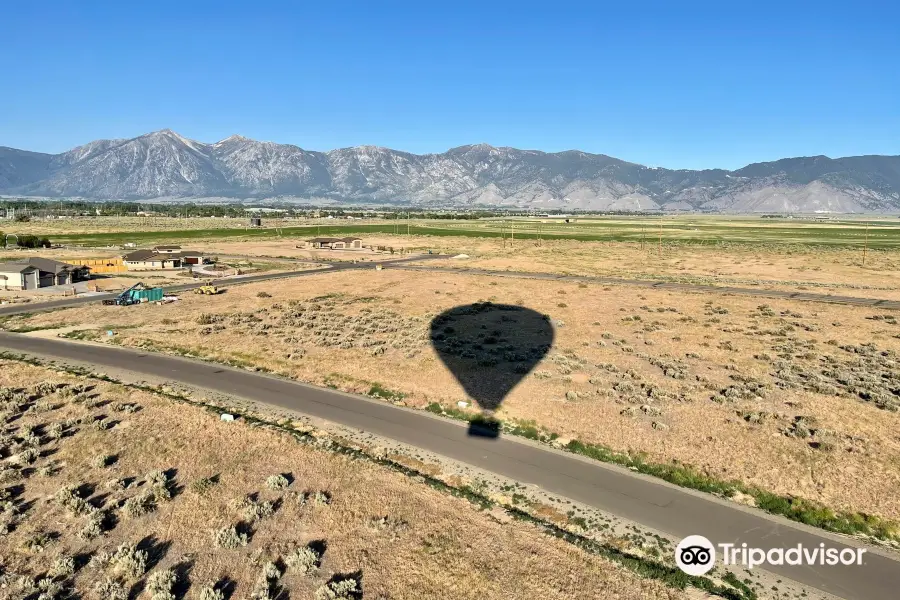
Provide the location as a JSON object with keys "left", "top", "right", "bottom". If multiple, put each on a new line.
{"left": 194, "top": 285, "right": 220, "bottom": 295}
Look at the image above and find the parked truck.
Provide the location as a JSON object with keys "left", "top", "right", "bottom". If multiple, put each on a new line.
{"left": 102, "top": 282, "right": 163, "bottom": 306}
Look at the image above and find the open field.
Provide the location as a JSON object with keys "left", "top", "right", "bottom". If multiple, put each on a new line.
{"left": 5, "top": 268, "right": 900, "bottom": 541}
{"left": 0, "top": 359, "right": 687, "bottom": 600}
{"left": 195, "top": 234, "right": 900, "bottom": 300}
{"left": 6, "top": 214, "right": 900, "bottom": 248}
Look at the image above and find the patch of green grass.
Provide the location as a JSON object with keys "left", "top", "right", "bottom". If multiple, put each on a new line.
{"left": 61, "top": 329, "right": 101, "bottom": 341}
{"left": 2, "top": 322, "right": 69, "bottom": 333}
{"left": 368, "top": 383, "right": 406, "bottom": 401}
{"left": 42, "top": 217, "right": 900, "bottom": 249}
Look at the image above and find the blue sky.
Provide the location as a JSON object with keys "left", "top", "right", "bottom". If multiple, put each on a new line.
{"left": 1, "top": 0, "right": 897, "bottom": 169}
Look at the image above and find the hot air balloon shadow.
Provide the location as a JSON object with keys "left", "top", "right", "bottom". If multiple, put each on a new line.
{"left": 430, "top": 303, "right": 554, "bottom": 438}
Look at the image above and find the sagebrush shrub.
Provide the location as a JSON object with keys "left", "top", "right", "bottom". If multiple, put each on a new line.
{"left": 314, "top": 578, "right": 360, "bottom": 600}
{"left": 249, "top": 562, "right": 282, "bottom": 600}
{"left": 286, "top": 546, "right": 320, "bottom": 575}
{"left": 190, "top": 476, "right": 218, "bottom": 495}
{"left": 111, "top": 542, "right": 148, "bottom": 579}
{"left": 46, "top": 423, "right": 64, "bottom": 440}
{"left": 213, "top": 525, "right": 248, "bottom": 549}
{"left": 91, "top": 454, "right": 111, "bottom": 469}
{"left": 79, "top": 509, "right": 106, "bottom": 540}
{"left": 12, "top": 447, "right": 39, "bottom": 465}
{"left": 23, "top": 532, "right": 53, "bottom": 553}
{"left": 92, "top": 578, "right": 127, "bottom": 600}
{"left": 146, "top": 469, "right": 172, "bottom": 501}
{"left": 48, "top": 556, "right": 75, "bottom": 579}
{"left": 92, "top": 418, "right": 112, "bottom": 431}
{"left": 122, "top": 491, "right": 155, "bottom": 518}
{"left": 55, "top": 485, "right": 90, "bottom": 516}
{"left": 146, "top": 568, "right": 176, "bottom": 600}
{"left": 265, "top": 474, "right": 289, "bottom": 490}
{"left": 36, "top": 579, "right": 64, "bottom": 600}
{"left": 197, "top": 582, "right": 225, "bottom": 600}
{"left": 236, "top": 495, "right": 275, "bottom": 522}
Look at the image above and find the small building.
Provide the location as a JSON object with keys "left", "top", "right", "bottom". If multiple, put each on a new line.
{"left": 0, "top": 257, "right": 90, "bottom": 290}
{"left": 250, "top": 217, "right": 262, "bottom": 227}
{"left": 305, "top": 237, "right": 363, "bottom": 250}
{"left": 123, "top": 250, "right": 183, "bottom": 270}
{"left": 123, "top": 249, "right": 210, "bottom": 270}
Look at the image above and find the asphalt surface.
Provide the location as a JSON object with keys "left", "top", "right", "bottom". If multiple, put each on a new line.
{"left": 392, "top": 265, "right": 900, "bottom": 309}
{"left": 0, "top": 254, "right": 442, "bottom": 317}
{"left": 0, "top": 333, "right": 896, "bottom": 600}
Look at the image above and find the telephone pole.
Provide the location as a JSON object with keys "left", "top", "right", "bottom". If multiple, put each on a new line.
{"left": 658, "top": 222, "right": 662, "bottom": 257}
{"left": 863, "top": 222, "right": 869, "bottom": 266}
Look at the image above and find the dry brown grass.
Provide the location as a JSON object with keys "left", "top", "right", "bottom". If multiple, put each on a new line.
{"left": 9, "top": 268, "right": 900, "bottom": 525}
{"left": 0, "top": 359, "right": 678, "bottom": 600}
{"left": 199, "top": 234, "right": 900, "bottom": 300}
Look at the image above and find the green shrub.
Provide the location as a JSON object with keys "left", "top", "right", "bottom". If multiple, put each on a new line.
{"left": 213, "top": 524, "right": 248, "bottom": 549}
{"left": 191, "top": 476, "right": 218, "bottom": 495}
{"left": 266, "top": 474, "right": 290, "bottom": 490}
{"left": 286, "top": 545, "right": 320, "bottom": 575}
{"left": 146, "top": 568, "right": 177, "bottom": 600}
{"left": 92, "top": 578, "right": 127, "bottom": 600}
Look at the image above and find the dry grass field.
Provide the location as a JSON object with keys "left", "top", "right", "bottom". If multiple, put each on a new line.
{"left": 0, "top": 359, "right": 683, "bottom": 600}
{"left": 198, "top": 235, "right": 900, "bottom": 300}
{"left": 6, "top": 267, "right": 900, "bottom": 534}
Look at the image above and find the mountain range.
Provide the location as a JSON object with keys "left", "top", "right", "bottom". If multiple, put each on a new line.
{"left": 1, "top": 129, "right": 899, "bottom": 212}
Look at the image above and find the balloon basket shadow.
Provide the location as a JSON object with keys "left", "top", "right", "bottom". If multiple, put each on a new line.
{"left": 467, "top": 413, "right": 502, "bottom": 439}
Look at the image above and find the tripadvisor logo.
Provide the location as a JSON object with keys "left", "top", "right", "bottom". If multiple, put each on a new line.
{"left": 676, "top": 535, "right": 716, "bottom": 576}
{"left": 675, "top": 535, "right": 867, "bottom": 575}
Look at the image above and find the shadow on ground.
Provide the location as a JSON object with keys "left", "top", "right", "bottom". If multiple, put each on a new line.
{"left": 430, "top": 302, "right": 554, "bottom": 438}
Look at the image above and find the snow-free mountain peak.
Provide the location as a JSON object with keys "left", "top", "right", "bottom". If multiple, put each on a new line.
{"left": 0, "top": 130, "right": 898, "bottom": 212}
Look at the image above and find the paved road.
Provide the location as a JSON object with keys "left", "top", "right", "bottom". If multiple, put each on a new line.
{"left": 5, "top": 257, "right": 896, "bottom": 318}
{"left": 0, "top": 255, "right": 442, "bottom": 317}
{"left": 0, "top": 334, "right": 896, "bottom": 600}
{"left": 389, "top": 265, "right": 900, "bottom": 310}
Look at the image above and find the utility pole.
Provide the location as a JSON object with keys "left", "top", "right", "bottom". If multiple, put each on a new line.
{"left": 863, "top": 222, "right": 869, "bottom": 266}
{"left": 658, "top": 222, "right": 662, "bottom": 257}
{"left": 407, "top": 211, "right": 410, "bottom": 235}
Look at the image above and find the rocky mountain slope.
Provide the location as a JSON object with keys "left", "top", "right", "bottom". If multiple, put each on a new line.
{"left": 1, "top": 130, "right": 898, "bottom": 212}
